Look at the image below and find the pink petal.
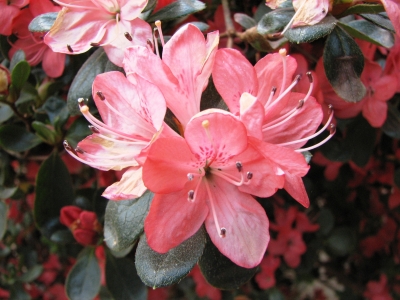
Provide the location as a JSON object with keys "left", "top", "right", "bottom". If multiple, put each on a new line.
{"left": 29, "top": 0, "right": 60, "bottom": 16}
{"left": 239, "top": 93, "right": 264, "bottom": 140}
{"left": 119, "top": 0, "right": 147, "bottom": 20}
{"left": 283, "top": 173, "right": 310, "bottom": 208}
{"left": 0, "top": 5, "right": 20, "bottom": 36}
{"left": 362, "top": 97, "right": 388, "bottom": 128}
{"left": 381, "top": 0, "right": 400, "bottom": 37}
{"left": 144, "top": 183, "right": 209, "bottom": 253}
{"left": 212, "top": 48, "right": 258, "bottom": 114}
{"left": 205, "top": 176, "right": 269, "bottom": 268}
{"left": 372, "top": 74, "right": 397, "bottom": 102}
{"left": 42, "top": 49, "right": 65, "bottom": 78}
{"left": 291, "top": 0, "right": 330, "bottom": 27}
{"left": 102, "top": 166, "right": 147, "bottom": 200}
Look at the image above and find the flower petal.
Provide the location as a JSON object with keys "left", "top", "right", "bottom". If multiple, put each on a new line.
{"left": 283, "top": 173, "right": 310, "bottom": 208}
{"left": 239, "top": 93, "right": 264, "bottom": 140}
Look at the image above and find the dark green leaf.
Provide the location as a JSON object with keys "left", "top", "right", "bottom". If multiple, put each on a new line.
{"left": 11, "top": 61, "right": 30, "bottom": 90}
{"left": 323, "top": 26, "right": 366, "bottom": 102}
{"left": 326, "top": 227, "right": 356, "bottom": 256}
{"left": 10, "top": 50, "right": 26, "bottom": 72}
{"left": 317, "top": 208, "right": 334, "bottom": 236}
{"left": 198, "top": 234, "right": 258, "bottom": 290}
{"left": 67, "top": 48, "right": 121, "bottom": 115}
{"left": 339, "top": 20, "right": 394, "bottom": 48}
{"left": 28, "top": 12, "right": 58, "bottom": 32}
{"left": 19, "top": 265, "right": 44, "bottom": 283}
{"left": 268, "top": 288, "right": 285, "bottom": 300}
{"left": 394, "top": 168, "right": 400, "bottom": 189}
{"left": 0, "top": 125, "right": 42, "bottom": 152}
{"left": 34, "top": 151, "right": 74, "bottom": 232}
{"left": 50, "top": 229, "right": 75, "bottom": 244}
{"left": 345, "top": 115, "right": 376, "bottom": 167}
{"left": 285, "top": 15, "right": 337, "bottom": 43}
{"left": 135, "top": 228, "right": 206, "bottom": 288}
{"left": 143, "top": 0, "right": 158, "bottom": 12}
{"left": 234, "top": 13, "right": 257, "bottom": 30}
{"left": 10, "top": 282, "right": 31, "bottom": 300}
{"left": 65, "top": 116, "right": 92, "bottom": 148}
{"left": 0, "top": 186, "right": 18, "bottom": 199}
{"left": 147, "top": 0, "right": 206, "bottom": 23}
{"left": 106, "top": 252, "right": 147, "bottom": 300}
{"left": 254, "top": 1, "right": 272, "bottom": 22}
{"left": 0, "top": 103, "right": 14, "bottom": 123}
{"left": 32, "top": 121, "right": 58, "bottom": 145}
{"left": 382, "top": 102, "right": 400, "bottom": 139}
{"left": 257, "top": 8, "right": 294, "bottom": 35}
{"left": 39, "top": 96, "right": 68, "bottom": 125}
{"left": 361, "top": 13, "right": 395, "bottom": 32}
{"left": 0, "top": 35, "right": 11, "bottom": 60}
{"left": 337, "top": 4, "right": 385, "bottom": 18}
{"left": 66, "top": 248, "right": 101, "bottom": 300}
{"left": 186, "top": 21, "right": 209, "bottom": 32}
{"left": 104, "top": 191, "right": 153, "bottom": 252}
{"left": 200, "top": 76, "right": 225, "bottom": 111}
{"left": 0, "top": 201, "right": 8, "bottom": 240}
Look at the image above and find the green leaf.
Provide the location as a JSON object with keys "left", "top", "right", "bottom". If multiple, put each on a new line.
{"left": 64, "top": 116, "right": 92, "bottom": 148}
{"left": 67, "top": 48, "right": 121, "bottom": 115}
{"left": 135, "top": 228, "right": 206, "bottom": 288}
{"left": 317, "top": 208, "right": 335, "bottom": 236}
{"left": 11, "top": 61, "right": 31, "bottom": 91}
{"left": 361, "top": 13, "right": 395, "bottom": 33}
{"left": 0, "top": 186, "right": 18, "bottom": 199}
{"left": 104, "top": 191, "right": 153, "bottom": 252}
{"left": 285, "top": 15, "right": 337, "bottom": 43}
{"left": 257, "top": 8, "right": 294, "bottom": 35}
{"left": 19, "top": 265, "right": 44, "bottom": 283}
{"left": 339, "top": 20, "right": 394, "bottom": 48}
{"left": 323, "top": 26, "right": 366, "bottom": 102}
{"left": 143, "top": 0, "right": 158, "bottom": 12}
{"left": 234, "top": 13, "right": 257, "bottom": 30}
{"left": 337, "top": 4, "right": 385, "bottom": 18}
{"left": 10, "top": 282, "right": 31, "bottom": 300}
{"left": 382, "top": 102, "right": 400, "bottom": 139}
{"left": 39, "top": 96, "right": 68, "bottom": 125}
{"left": 10, "top": 50, "right": 26, "bottom": 72}
{"left": 28, "top": 12, "right": 58, "bottom": 32}
{"left": 0, "top": 125, "right": 42, "bottom": 152}
{"left": 0, "top": 103, "right": 14, "bottom": 124}
{"left": 106, "top": 252, "right": 147, "bottom": 300}
{"left": 198, "top": 234, "right": 258, "bottom": 289}
{"left": 66, "top": 248, "right": 101, "bottom": 300}
{"left": 50, "top": 229, "right": 75, "bottom": 244}
{"left": 326, "top": 227, "right": 356, "bottom": 256}
{"left": 0, "top": 201, "right": 8, "bottom": 240}
{"left": 147, "top": 0, "right": 206, "bottom": 23}
{"left": 34, "top": 151, "right": 74, "bottom": 233}
{"left": 32, "top": 121, "right": 58, "bottom": 145}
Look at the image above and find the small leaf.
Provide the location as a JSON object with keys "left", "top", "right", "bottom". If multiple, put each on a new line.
{"left": 0, "top": 125, "right": 42, "bottom": 152}
{"left": 361, "top": 13, "right": 395, "bottom": 32}
{"left": 0, "top": 186, "right": 18, "bottom": 199}
{"left": 67, "top": 48, "right": 121, "bottom": 115}
{"left": 198, "top": 234, "right": 258, "bottom": 290}
{"left": 323, "top": 26, "right": 366, "bottom": 102}
{"left": 11, "top": 61, "right": 31, "bottom": 90}
{"left": 135, "top": 228, "right": 206, "bottom": 288}
{"left": 147, "top": 0, "right": 206, "bottom": 23}
{"left": 66, "top": 248, "right": 101, "bottom": 300}
{"left": 10, "top": 282, "right": 31, "bottom": 300}
{"left": 257, "top": 8, "right": 294, "bottom": 35}
{"left": 64, "top": 116, "right": 92, "bottom": 148}
{"left": 34, "top": 151, "right": 74, "bottom": 234}
{"left": 106, "top": 252, "right": 147, "bottom": 300}
{"left": 0, "top": 103, "right": 14, "bottom": 124}
{"left": 382, "top": 102, "right": 400, "bottom": 139}
{"left": 0, "top": 201, "right": 8, "bottom": 240}
{"left": 10, "top": 50, "right": 26, "bottom": 72}
{"left": 326, "top": 227, "right": 356, "bottom": 256}
{"left": 339, "top": 20, "right": 394, "bottom": 48}
{"left": 234, "top": 13, "right": 257, "bottom": 30}
{"left": 284, "top": 15, "right": 337, "bottom": 43}
{"left": 104, "top": 191, "right": 153, "bottom": 252}
{"left": 32, "top": 121, "right": 58, "bottom": 145}
{"left": 337, "top": 4, "right": 385, "bottom": 18}
{"left": 19, "top": 265, "right": 44, "bottom": 283}
{"left": 28, "top": 12, "right": 58, "bottom": 32}
{"left": 39, "top": 96, "right": 68, "bottom": 125}
{"left": 142, "top": 0, "right": 158, "bottom": 12}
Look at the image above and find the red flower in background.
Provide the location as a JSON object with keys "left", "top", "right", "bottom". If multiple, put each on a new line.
{"left": 0, "top": 0, "right": 29, "bottom": 36}
{"left": 364, "top": 274, "right": 393, "bottom": 300}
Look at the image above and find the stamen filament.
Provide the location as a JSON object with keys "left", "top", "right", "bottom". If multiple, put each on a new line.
{"left": 210, "top": 169, "right": 246, "bottom": 186}
{"left": 279, "top": 49, "right": 287, "bottom": 95}
{"left": 155, "top": 20, "right": 165, "bottom": 46}
{"left": 295, "top": 124, "right": 335, "bottom": 152}
{"left": 204, "top": 179, "right": 226, "bottom": 238}
{"left": 267, "top": 75, "right": 301, "bottom": 109}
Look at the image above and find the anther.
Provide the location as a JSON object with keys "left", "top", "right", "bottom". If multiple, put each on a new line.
{"left": 279, "top": 48, "right": 287, "bottom": 56}
{"left": 328, "top": 104, "right": 333, "bottom": 115}
{"left": 188, "top": 190, "right": 195, "bottom": 201}
{"left": 187, "top": 173, "right": 194, "bottom": 181}
{"left": 236, "top": 162, "right": 243, "bottom": 172}
{"left": 306, "top": 71, "right": 313, "bottom": 83}
{"left": 271, "top": 86, "right": 277, "bottom": 95}
{"left": 63, "top": 140, "right": 77, "bottom": 155}
{"left": 247, "top": 172, "right": 253, "bottom": 180}
{"left": 146, "top": 39, "right": 154, "bottom": 50}
{"left": 329, "top": 123, "right": 336, "bottom": 135}
{"left": 124, "top": 32, "right": 133, "bottom": 41}
{"left": 294, "top": 74, "right": 301, "bottom": 83}
{"left": 297, "top": 99, "right": 304, "bottom": 109}
{"left": 78, "top": 98, "right": 86, "bottom": 107}
{"left": 96, "top": 91, "right": 105, "bottom": 100}
{"left": 88, "top": 125, "right": 100, "bottom": 134}
{"left": 90, "top": 42, "right": 100, "bottom": 47}
{"left": 220, "top": 227, "right": 226, "bottom": 238}
{"left": 67, "top": 44, "right": 73, "bottom": 53}
{"left": 75, "top": 146, "right": 85, "bottom": 154}
{"left": 202, "top": 120, "right": 210, "bottom": 129}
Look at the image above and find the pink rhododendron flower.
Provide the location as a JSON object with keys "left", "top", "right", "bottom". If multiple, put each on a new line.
{"left": 44, "top": 0, "right": 152, "bottom": 66}
{"left": 213, "top": 48, "right": 332, "bottom": 207}
{"left": 143, "top": 110, "right": 279, "bottom": 268}
{"left": 364, "top": 274, "right": 393, "bottom": 300}
{"left": 123, "top": 24, "right": 219, "bottom": 128}
{"left": 0, "top": 0, "right": 29, "bottom": 36}
{"left": 255, "top": 254, "right": 281, "bottom": 289}
{"left": 8, "top": 0, "right": 65, "bottom": 78}
{"left": 380, "top": 0, "right": 400, "bottom": 37}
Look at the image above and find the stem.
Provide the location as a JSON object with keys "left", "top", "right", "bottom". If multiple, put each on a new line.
{"left": 221, "top": 0, "right": 235, "bottom": 48}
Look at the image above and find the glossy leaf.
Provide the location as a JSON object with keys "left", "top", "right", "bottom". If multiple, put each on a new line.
{"left": 66, "top": 248, "right": 101, "bottom": 300}
{"left": 28, "top": 12, "right": 58, "bottom": 33}
{"left": 326, "top": 227, "right": 356, "bottom": 256}
{"left": 10, "top": 50, "right": 26, "bottom": 72}
{"left": 39, "top": 96, "right": 69, "bottom": 126}
{"left": 257, "top": 8, "right": 294, "bottom": 35}
{"left": 10, "top": 282, "right": 30, "bottom": 300}
{"left": 284, "top": 15, "right": 337, "bottom": 43}
{"left": 106, "top": 252, "right": 147, "bottom": 300}
{"left": 198, "top": 234, "right": 259, "bottom": 289}
{"left": 34, "top": 151, "right": 74, "bottom": 233}
{"left": 0, "top": 186, "right": 18, "bottom": 199}
{"left": 67, "top": 48, "right": 121, "bottom": 115}
{"left": 382, "top": 102, "right": 400, "bottom": 139}
{"left": 19, "top": 265, "right": 44, "bottom": 283}
{"left": 339, "top": 20, "right": 394, "bottom": 48}
{"left": 104, "top": 191, "right": 153, "bottom": 252}
{"left": 337, "top": 4, "right": 385, "bottom": 18}
{"left": 32, "top": 121, "right": 58, "bottom": 145}
{"left": 323, "top": 26, "right": 366, "bottom": 102}
{"left": 135, "top": 228, "right": 206, "bottom": 288}
{"left": 0, "top": 125, "right": 41, "bottom": 152}
{"left": 0, "top": 201, "right": 8, "bottom": 240}
{"left": 11, "top": 61, "right": 30, "bottom": 90}
{"left": 361, "top": 13, "right": 395, "bottom": 33}
{"left": 0, "top": 103, "right": 14, "bottom": 124}
{"left": 234, "top": 13, "right": 257, "bottom": 30}
{"left": 147, "top": 0, "right": 206, "bottom": 23}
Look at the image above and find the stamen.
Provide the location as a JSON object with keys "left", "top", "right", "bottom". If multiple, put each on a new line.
{"left": 220, "top": 227, "right": 226, "bottom": 238}
{"left": 63, "top": 140, "right": 76, "bottom": 154}
{"left": 267, "top": 75, "right": 301, "bottom": 108}
{"left": 96, "top": 91, "right": 105, "bottom": 100}
{"left": 307, "top": 71, "right": 313, "bottom": 83}
{"left": 279, "top": 49, "right": 287, "bottom": 96}
{"left": 153, "top": 31, "right": 160, "bottom": 58}
{"left": 265, "top": 86, "right": 277, "bottom": 106}
{"left": 187, "top": 173, "right": 194, "bottom": 181}
{"left": 328, "top": 104, "right": 333, "bottom": 115}
{"left": 247, "top": 172, "right": 253, "bottom": 180}
{"left": 146, "top": 39, "right": 154, "bottom": 51}
{"left": 329, "top": 123, "right": 336, "bottom": 135}
{"left": 297, "top": 99, "right": 304, "bottom": 109}
{"left": 188, "top": 190, "right": 195, "bottom": 202}
{"left": 67, "top": 44, "right": 73, "bottom": 53}
{"left": 124, "top": 32, "right": 132, "bottom": 41}
{"left": 236, "top": 162, "right": 243, "bottom": 172}
{"left": 90, "top": 42, "right": 100, "bottom": 47}
{"left": 204, "top": 179, "right": 225, "bottom": 238}
{"left": 75, "top": 146, "right": 85, "bottom": 154}
{"left": 155, "top": 20, "right": 165, "bottom": 47}
{"left": 210, "top": 169, "right": 247, "bottom": 186}
{"left": 89, "top": 125, "right": 100, "bottom": 134}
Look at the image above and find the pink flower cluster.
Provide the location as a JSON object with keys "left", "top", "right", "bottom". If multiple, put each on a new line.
{"left": 63, "top": 23, "right": 334, "bottom": 268}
